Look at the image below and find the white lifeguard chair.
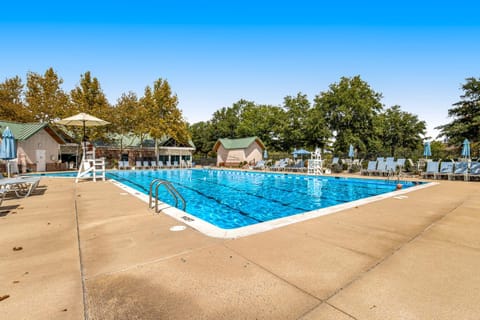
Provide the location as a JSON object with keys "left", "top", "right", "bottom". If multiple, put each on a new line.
{"left": 307, "top": 148, "right": 324, "bottom": 175}
{"left": 75, "top": 141, "right": 105, "bottom": 183}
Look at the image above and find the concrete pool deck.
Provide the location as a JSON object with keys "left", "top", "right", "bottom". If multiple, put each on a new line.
{"left": 1, "top": 176, "right": 480, "bottom": 319}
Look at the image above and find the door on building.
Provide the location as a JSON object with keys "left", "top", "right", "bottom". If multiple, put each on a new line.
{"left": 36, "top": 149, "right": 46, "bottom": 172}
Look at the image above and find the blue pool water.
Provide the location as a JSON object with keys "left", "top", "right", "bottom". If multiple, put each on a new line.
{"left": 42, "top": 169, "right": 419, "bottom": 229}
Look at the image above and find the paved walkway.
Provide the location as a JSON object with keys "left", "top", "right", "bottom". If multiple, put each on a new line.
{"left": 1, "top": 177, "right": 480, "bottom": 319}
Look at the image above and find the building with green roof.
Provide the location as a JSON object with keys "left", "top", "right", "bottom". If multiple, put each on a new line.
{"left": 0, "top": 120, "right": 66, "bottom": 173}
{"left": 213, "top": 137, "right": 265, "bottom": 167}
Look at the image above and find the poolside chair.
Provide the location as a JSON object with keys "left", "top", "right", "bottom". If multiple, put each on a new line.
{"left": 150, "top": 161, "right": 158, "bottom": 169}
{"left": 0, "top": 188, "right": 6, "bottom": 206}
{"left": 450, "top": 161, "right": 468, "bottom": 181}
{"left": 157, "top": 161, "right": 164, "bottom": 169}
{"left": 396, "top": 159, "right": 406, "bottom": 173}
{"left": 253, "top": 160, "right": 265, "bottom": 170}
{"left": 331, "top": 157, "right": 339, "bottom": 167}
{"left": 173, "top": 161, "right": 179, "bottom": 168}
{"left": 374, "top": 159, "right": 387, "bottom": 176}
{"left": 271, "top": 159, "right": 288, "bottom": 171}
{"left": 435, "top": 161, "right": 454, "bottom": 180}
{"left": 143, "top": 160, "right": 150, "bottom": 169}
{"left": 118, "top": 160, "right": 126, "bottom": 170}
{"left": 422, "top": 161, "right": 439, "bottom": 179}
{"left": 362, "top": 160, "right": 377, "bottom": 176}
{"left": 467, "top": 162, "right": 480, "bottom": 181}
{"left": 384, "top": 159, "right": 397, "bottom": 176}
{"left": 165, "top": 161, "right": 172, "bottom": 169}
{"left": 0, "top": 176, "right": 41, "bottom": 198}
{"left": 135, "top": 160, "right": 143, "bottom": 169}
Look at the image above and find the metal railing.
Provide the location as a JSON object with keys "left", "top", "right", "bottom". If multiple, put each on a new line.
{"left": 149, "top": 179, "right": 186, "bottom": 213}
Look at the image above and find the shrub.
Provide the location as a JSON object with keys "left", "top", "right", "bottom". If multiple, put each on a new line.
{"left": 332, "top": 163, "right": 344, "bottom": 173}
{"left": 348, "top": 164, "right": 362, "bottom": 173}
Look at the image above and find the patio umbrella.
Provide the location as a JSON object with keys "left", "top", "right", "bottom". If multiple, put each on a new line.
{"left": 57, "top": 112, "right": 110, "bottom": 142}
{"left": 292, "top": 148, "right": 310, "bottom": 160}
{"left": 423, "top": 141, "right": 432, "bottom": 159}
{"left": 461, "top": 139, "right": 470, "bottom": 160}
{"left": 57, "top": 112, "right": 110, "bottom": 160}
{"left": 0, "top": 127, "right": 17, "bottom": 177}
{"left": 348, "top": 144, "right": 355, "bottom": 159}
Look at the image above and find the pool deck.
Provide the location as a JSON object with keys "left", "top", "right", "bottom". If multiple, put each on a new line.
{"left": 1, "top": 175, "right": 480, "bottom": 319}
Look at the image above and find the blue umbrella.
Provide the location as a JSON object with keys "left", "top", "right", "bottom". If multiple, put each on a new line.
{"left": 423, "top": 141, "right": 432, "bottom": 159}
{"left": 348, "top": 144, "right": 355, "bottom": 158}
{"left": 292, "top": 148, "right": 310, "bottom": 160}
{"left": 263, "top": 149, "right": 268, "bottom": 159}
{"left": 461, "top": 139, "right": 470, "bottom": 159}
{"left": 0, "top": 127, "right": 17, "bottom": 177}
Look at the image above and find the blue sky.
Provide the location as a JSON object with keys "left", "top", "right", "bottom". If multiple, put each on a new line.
{"left": 1, "top": 1, "right": 479, "bottom": 138}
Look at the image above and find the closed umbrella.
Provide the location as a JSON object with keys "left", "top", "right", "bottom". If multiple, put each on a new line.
{"left": 0, "top": 127, "right": 17, "bottom": 177}
{"left": 348, "top": 144, "right": 355, "bottom": 159}
{"left": 263, "top": 149, "right": 268, "bottom": 159}
{"left": 423, "top": 141, "right": 432, "bottom": 159}
{"left": 461, "top": 139, "right": 470, "bottom": 160}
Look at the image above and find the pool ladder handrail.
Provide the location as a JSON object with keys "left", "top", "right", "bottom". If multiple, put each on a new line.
{"left": 149, "top": 179, "right": 186, "bottom": 213}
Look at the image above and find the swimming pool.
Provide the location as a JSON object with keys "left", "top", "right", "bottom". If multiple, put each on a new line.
{"left": 41, "top": 169, "right": 428, "bottom": 237}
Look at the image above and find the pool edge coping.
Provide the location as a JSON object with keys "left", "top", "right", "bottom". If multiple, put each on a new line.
{"left": 109, "top": 175, "right": 437, "bottom": 239}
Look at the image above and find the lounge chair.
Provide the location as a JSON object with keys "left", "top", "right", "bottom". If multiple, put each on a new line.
{"left": 450, "top": 161, "right": 468, "bottom": 181}
{"left": 331, "top": 157, "right": 339, "bottom": 166}
{"left": 422, "top": 161, "right": 439, "bottom": 179}
{"left": 362, "top": 161, "right": 377, "bottom": 176}
{"left": 467, "top": 162, "right": 480, "bottom": 181}
{"left": 0, "top": 176, "right": 41, "bottom": 198}
{"left": 396, "top": 158, "right": 406, "bottom": 171}
{"left": 158, "top": 161, "right": 164, "bottom": 169}
{"left": 435, "top": 161, "right": 454, "bottom": 179}
{"left": 143, "top": 160, "right": 150, "bottom": 169}
{"left": 135, "top": 161, "right": 143, "bottom": 169}
{"left": 384, "top": 159, "right": 397, "bottom": 176}
{"left": 150, "top": 161, "right": 158, "bottom": 169}
{"left": 374, "top": 159, "right": 387, "bottom": 176}
{"left": 173, "top": 161, "right": 179, "bottom": 168}
{"left": 288, "top": 160, "right": 305, "bottom": 172}
{"left": 253, "top": 160, "right": 265, "bottom": 170}
{"left": 165, "top": 161, "right": 172, "bottom": 169}
{"left": 0, "top": 188, "right": 6, "bottom": 206}
{"left": 271, "top": 159, "right": 288, "bottom": 171}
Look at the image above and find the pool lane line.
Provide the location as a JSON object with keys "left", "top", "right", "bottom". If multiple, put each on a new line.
{"left": 109, "top": 172, "right": 264, "bottom": 224}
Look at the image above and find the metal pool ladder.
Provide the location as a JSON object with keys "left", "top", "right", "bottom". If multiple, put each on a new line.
{"left": 149, "top": 179, "right": 186, "bottom": 213}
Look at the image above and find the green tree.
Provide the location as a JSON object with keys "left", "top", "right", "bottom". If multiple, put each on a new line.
{"left": 237, "top": 103, "right": 286, "bottom": 151}
{"left": 69, "top": 71, "right": 112, "bottom": 141}
{"left": 210, "top": 100, "right": 245, "bottom": 139}
{"left": 436, "top": 77, "right": 480, "bottom": 145}
{"left": 147, "top": 78, "right": 190, "bottom": 145}
{"left": 0, "top": 76, "right": 30, "bottom": 122}
{"left": 113, "top": 92, "right": 140, "bottom": 150}
{"left": 314, "top": 76, "right": 383, "bottom": 154}
{"left": 189, "top": 121, "right": 215, "bottom": 156}
{"left": 378, "top": 105, "right": 426, "bottom": 157}
{"left": 305, "top": 104, "right": 331, "bottom": 151}
{"left": 281, "top": 92, "right": 311, "bottom": 150}
{"left": 25, "top": 68, "right": 70, "bottom": 123}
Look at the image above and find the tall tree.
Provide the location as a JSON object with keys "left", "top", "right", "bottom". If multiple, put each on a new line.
{"left": 146, "top": 78, "right": 190, "bottom": 145}
{"left": 0, "top": 76, "right": 30, "bottom": 122}
{"left": 69, "top": 71, "right": 112, "bottom": 141}
{"left": 378, "top": 105, "right": 426, "bottom": 156}
{"left": 113, "top": 92, "right": 140, "bottom": 150}
{"left": 25, "top": 68, "right": 70, "bottom": 123}
{"left": 281, "top": 92, "right": 311, "bottom": 150}
{"left": 314, "top": 76, "right": 383, "bottom": 153}
{"left": 436, "top": 77, "right": 480, "bottom": 145}
{"left": 189, "top": 121, "right": 215, "bottom": 156}
{"left": 210, "top": 100, "right": 245, "bottom": 139}
{"left": 236, "top": 103, "right": 286, "bottom": 150}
